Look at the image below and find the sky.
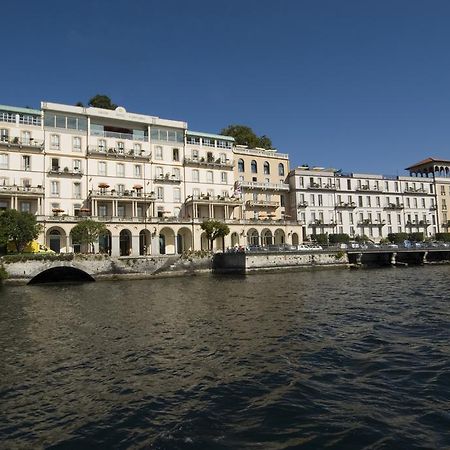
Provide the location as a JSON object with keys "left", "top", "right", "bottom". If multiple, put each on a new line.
{"left": 3, "top": 0, "right": 450, "bottom": 175}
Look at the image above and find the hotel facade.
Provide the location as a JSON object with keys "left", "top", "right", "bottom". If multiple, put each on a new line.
{"left": 1, "top": 101, "right": 449, "bottom": 255}
{"left": 0, "top": 102, "right": 303, "bottom": 256}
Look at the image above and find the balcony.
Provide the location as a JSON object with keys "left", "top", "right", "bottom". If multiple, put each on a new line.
{"left": 247, "top": 200, "right": 279, "bottom": 208}
{"left": 384, "top": 203, "right": 404, "bottom": 210}
{"left": 309, "top": 219, "right": 336, "bottom": 227}
{"left": 0, "top": 137, "right": 44, "bottom": 151}
{"left": 335, "top": 202, "right": 356, "bottom": 209}
{"left": 240, "top": 181, "right": 290, "bottom": 191}
{"left": 154, "top": 174, "right": 182, "bottom": 184}
{"left": 298, "top": 201, "right": 309, "bottom": 208}
{"left": 89, "top": 189, "right": 156, "bottom": 201}
{"left": 184, "top": 156, "right": 233, "bottom": 170}
{"left": 185, "top": 195, "right": 242, "bottom": 205}
{"left": 404, "top": 187, "right": 427, "bottom": 195}
{"left": 357, "top": 219, "right": 386, "bottom": 226}
{"left": 48, "top": 167, "right": 83, "bottom": 177}
{"left": 234, "top": 147, "right": 289, "bottom": 159}
{"left": 0, "top": 185, "right": 44, "bottom": 196}
{"left": 307, "top": 183, "right": 336, "bottom": 191}
{"left": 87, "top": 145, "right": 150, "bottom": 161}
{"left": 91, "top": 130, "right": 147, "bottom": 141}
{"left": 355, "top": 185, "right": 382, "bottom": 193}
{"left": 406, "top": 220, "right": 430, "bottom": 227}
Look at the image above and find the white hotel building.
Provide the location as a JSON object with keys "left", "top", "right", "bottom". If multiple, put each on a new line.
{"left": 287, "top": 167, "right": 438, "bottom": 241}
{"left": 0, "top": 102, "right": 303, "bottom": 255}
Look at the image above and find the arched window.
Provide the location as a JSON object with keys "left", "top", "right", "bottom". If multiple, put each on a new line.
{"left": 278, "top": 163, "right": 285, "bottom": 176}
{"left": 238, "top": 159, "right": 244, "bottom": 172}
{"left": 251, "top": 160, "right": 257, "bottom": 173}
{"left": 264, "top": 161, "right": 270, "bottom": 174}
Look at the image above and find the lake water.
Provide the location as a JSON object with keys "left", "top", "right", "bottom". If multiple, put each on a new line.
{"left": 1, "top": 266, "right": 450, "bottom": 449}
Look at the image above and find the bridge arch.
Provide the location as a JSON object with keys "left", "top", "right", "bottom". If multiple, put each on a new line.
{"left": 28, "top": 265, "right": 95, "bottom": 284}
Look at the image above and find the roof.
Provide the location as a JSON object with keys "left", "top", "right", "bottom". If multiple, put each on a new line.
{"left": 0, "top": 104, "right": 41, "bottom": 115}
{"left": 187, "top": 130, "right": 235, "bottom": 141}
{"left": 405, "top": 157, "right": 450, "bottom": 170}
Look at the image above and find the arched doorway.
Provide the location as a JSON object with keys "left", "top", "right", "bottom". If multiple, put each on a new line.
{"left": 200, "top": 232, "right": 209, "bottom": 251}
{"left": 177, "top": 227, "right": 193, "bottom": 254}
{"left": 292, "top": 233, "right": 299, "bottom": 246}
{"left": 139, "top": 229, "right": 151, "bottom": 255}
{"left": 231, "top": 232, "right": 240, "bottom": 247}
{"left": 261, "top": 229, "right": 273, "bottom": 246}
{"left": 47, "top": 227, "right": 66, "bottom": 253}
{"left": 274, "top": 229, "right": 285, "bottom": 245}
{"left": 160, "top": 227, "right": 176, "bottom": 254}
{"left": 247, "top": 228, "right": 259, "bottom": 246}
{"left": 99, "top": 230, "right": 112, "bottom": 255}
{"left": 119, "top": 229, "right": 132, "bottom": 256}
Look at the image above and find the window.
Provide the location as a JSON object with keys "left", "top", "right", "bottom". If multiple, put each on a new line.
{"left": 206, "top": 171, "right": 213, "bottom": 183}
{"left": 172, "top": 148, "right": 179, "bottom": 161}
{"left": 116, "top": 163, "right": 125, "bottom": 177}
{"left": 193, "top": 188, "right": 200, "bottom": 198}
{"left": 117, "top": 205, "right": 125, "bottom": 218}
{"left": 192, "top": 169, "right": 199, "bottom": 182}
{"left": 98, "top": 139, "right": 106, "bottom": 151}
{"left": 0, "top": 129, "right": 8, "bottom": 142}
{"left": 98, "top": 161, "right": 107, "bottom": 176}
{"left": 187, "top": 136, "right": 200, "bottom": 145}
{"left": 134, "top": 165, "right": 142, "bottom": 178}
{"left": 73, "top": 137, "right": 81, "bottom": 152}
{"left": 98, "top": 205, "right": 107, "bottom": 217}
{"left": 157, "top": 187, "right": 164, "bottom": 200}
{"left": 50, "top": 134, "right": 60, "bottom": 150}
{"left": 156, "top": 166, "right": 163, "bottom": 178}
{"left": 117, "top": 142, "right": 125, "bottom": 154}
{"left": 238, "top": 159, "right": 244, "bottom": 172}
{"left": 173, "top": 188, "right": 181, "bottom": 202}
{"left": 73, "top": 182, "right": 81, "bottom": 199}
{"left": 133, "top": 143, "right": 142, "bottom": 155}
{"left": 51, "top": 158, "right": 59, "bottom": 171}
{"left": 318, "top": 194, "right": 323, "bottom": 206}
{"left": 219, "top": 153, "right": 227, "bottom": 163}
{"left": 117, "top": 184, "right": 125, "bottom": 194}
{"left": 251, "top": 160, "right": 257, "bottom": 173}
{"left": 221, "top": 172, "right": 227, "bottom": 183}
{"left": 173, "top": 168, "right": 180, "bottom": 180}
{"left": 50, "top": 181, "right": 60, "bottom": 196}
{"left": 192, "top": 149, "right": 199, "bottom": 160}
{"left": 22, "top": 178, "right": 31, "bottom": 188}
{"left": 20, "top": 202, "right": 31, "bottom": 213}
{"left": 21, "top": 131, "right": 31, "bottom": 145}
{"left": 155, "top": 146, "right": 163, "bottom": 160}
{"left": 22, "top": 155, "right": 31, "bottom": 171}
{"left": 263, "top": 161, "right": 270, "bottom": 175}
{"left": 278, "top": 163, "right": 285, "bottom": 176}
{"left": 347, "top": 179, "right": 351, "bottom": 190}
{"left": 207, "top": 189, "right": 214, "bottom": 198}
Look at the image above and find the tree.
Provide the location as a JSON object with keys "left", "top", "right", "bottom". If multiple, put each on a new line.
{"left": 70, "top": 220, "right": 107, "bottom": 253}
{"left": 200, "top": 220, "right": 230, "bottom": 251}
{"left": 88, "top": 95, "right": 117, "bottom": 110}
{"left": 220, "top": 125, "right": 273, "bottom": 149}
{"left": 0, "top": 210, "right": 42, "bottom": 253}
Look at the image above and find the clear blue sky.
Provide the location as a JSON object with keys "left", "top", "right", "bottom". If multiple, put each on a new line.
{"left": 3, "top": 0, "right": 450, "bottom": 174}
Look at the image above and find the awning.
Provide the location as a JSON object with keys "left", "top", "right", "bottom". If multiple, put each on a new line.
{"left": 98, "top": 183, "right": 109, "bottom": 188}
{"left": 133, "top": 184, "right": 143, "bottom": 189}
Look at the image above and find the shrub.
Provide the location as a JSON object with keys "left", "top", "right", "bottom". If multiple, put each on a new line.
{"left": 435, "top": 233, "right": 450, "bottom": 242}
{"left": 328, "top": 233, "right": 350, "bottom": 244}
{"left": 388, "top": 233, "right": 408, "bottom": 244}
{"left": 311, "top": 234, "right": 328, "bottom": 245}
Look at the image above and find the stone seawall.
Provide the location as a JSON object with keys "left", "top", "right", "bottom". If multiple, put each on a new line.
{"left": 1, "top": 254, "right": 212, "bottom": 285}
{"left": 213, "top": 251, "right": 349, "bottom": 274}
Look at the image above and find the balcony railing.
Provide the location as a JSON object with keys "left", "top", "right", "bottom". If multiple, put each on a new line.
{"left": 309, "top": 220, "right": 336, "bottom": 226}
{"left": 89, "top": 189, "right": 156, "bottom": 200}
{"left": 355, "top": 185, "right": 382, "bottom": 193}
{"left": 185, "top": 195, "right": 241, "bottom": 204}
{"left": 298, "top": 201, "right": 309, "bottom": 208}
{"left": 183, "top": 157, "right": 233, "bottom": 169}
{"left": 154, "top": 174, "right": 181, "bottom": 183}
{"left": 240, "top": 181, "right": 290, "bottom": 191}
{"left": 247, "top": 200, "right": 279, "bottom": 207}
{"left": 384, "top": 203, "right": 404, "bottom": 210}
{"left": 406, "top": 220, "right": 430, "bottom": 227}
{"left": 91, "top": 130, "right": 147, "bottom": 141}
{"left": 0, "top": 185, "right": 44, "bottom": 195}
{"left": 404, "top": 187, "right": 427, "bottom": 194}
{"left": 357, "top": 220, "right": 386, "bottom": 226}
{"left": 307, "top": 183, "right": 336, "bottom": 190}
{"left": 335, "top": 202, "right": 356, "bottom": 209}
{"left": 234, "top": 147, "right": 289, "bottom": 159}
{"left": 48, "top": 168, "right": 83, "bottom": 177}
{"left": 0, "top": 138, "right": 44, "bottom": 150}
{"left": 88, "top": 145, "right": 150, "bottom": 159}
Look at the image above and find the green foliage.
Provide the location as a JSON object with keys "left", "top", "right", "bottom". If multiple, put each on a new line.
{"left": 200, "top": 220, "right": 230, "bottom": 251}
{"left": 435, "top": 233, "right": 450, "bottom": 242}
{"left": 354, "top": 234, "right": 370, "bottom": 243}
{"left": 70, "top": 220, "right": 107, "bottom": 253}
{"left": 311, "top": 234, "right": 328, "bottom": 245}
{"left": 0, "top": 264, "right": 8, "bottom": 281}
{"left": 328, "top": 233, "right": 350, "bottom": 244}
{"left": 88, "top": 95, "right": 118, "bottom": 110}
{"left": 2, "top": 253, "right": 74, "bottom": 263}
{"left": 220, "top": 124, "right": 273, "bottom": 149}
{"left": 0, "top": 209, "right": 42, "bottom": 253}
{"left": 334, "top": 250, "right": 345, "bottom": 260}
{"left": 409, "top": 232, "right": 424, "bottom": 242}
{"left": 379, "top": 237, "right": 390, "bottom": 244}
{"left": 387, "top": 233, "right": 408, "bottom": 244}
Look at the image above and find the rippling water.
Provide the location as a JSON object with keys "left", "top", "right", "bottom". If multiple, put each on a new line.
{"left": 1, "top": 266, "right": 450, "bottom": 449}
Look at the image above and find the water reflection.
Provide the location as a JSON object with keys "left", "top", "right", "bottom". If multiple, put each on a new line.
{"left": 1, "top": 267, "right": 450, "bottom": 448}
